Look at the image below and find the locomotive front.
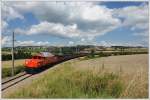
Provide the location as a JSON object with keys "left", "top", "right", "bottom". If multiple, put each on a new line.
{"left": 25, "top": 52, "right": 56, "bottom": 74}
{"left": 25, "top": 56, "right": 44, "bottom": 68}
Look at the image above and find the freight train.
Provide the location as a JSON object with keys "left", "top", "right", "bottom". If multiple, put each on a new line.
{"left": 25, "top": 52, "right": 86, "bottom": 74}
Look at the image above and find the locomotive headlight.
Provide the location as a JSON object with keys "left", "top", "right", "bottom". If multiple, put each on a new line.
{"left": 25, "top": 61, "right": 28, "bottom": 64}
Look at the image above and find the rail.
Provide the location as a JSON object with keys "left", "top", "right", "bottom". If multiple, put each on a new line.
{"left": 2, "top": 72, "right": 32, "bottom": 91}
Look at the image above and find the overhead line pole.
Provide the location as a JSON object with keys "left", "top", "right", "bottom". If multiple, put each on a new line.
{"left": 59, "top": 46, "right": 62, "bottom": 55}
{"left": 12, "top": 31, "right": 15, "bottom": 76}
{"left": 76, "top": 46, "right": 78, "bottom": 54}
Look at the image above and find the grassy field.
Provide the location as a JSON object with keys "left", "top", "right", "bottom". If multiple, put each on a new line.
{"left": 3, "top": 54, "right": 148, "bottom": 98}
{"left": 2, "top": 59, "right": 25, "bottom": 78}
{"left": 2, "top": 59, "right": 25, "bottom": 68}
{"left": 78, "top": 54, "right": 148, "bottom": 98}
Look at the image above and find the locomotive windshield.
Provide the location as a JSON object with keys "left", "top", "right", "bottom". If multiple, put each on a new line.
{"left": 32, "top": 56, "right": 45, "bottom": 59}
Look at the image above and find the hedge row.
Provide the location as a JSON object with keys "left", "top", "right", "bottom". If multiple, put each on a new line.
{"left": 98, "top": 51, "right": 148, "bottom": 57}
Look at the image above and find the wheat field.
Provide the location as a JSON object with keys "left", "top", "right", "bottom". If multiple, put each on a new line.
{"left": 73, "top": 54, "right": 148, "bottom": 98}
{"left": 2, "top": 59, "right": 25, "bottom": 68}
{"left": 3, "top": 54, "right": 148, "bottom": 98}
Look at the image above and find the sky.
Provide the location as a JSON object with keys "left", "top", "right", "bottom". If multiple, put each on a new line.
{"left": 1, "top": 1, "right": 149, "bottom": 47}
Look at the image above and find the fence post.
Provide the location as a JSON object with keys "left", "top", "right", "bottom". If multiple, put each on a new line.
{"left": 102, "top": 62, "right": 104, "bottom": 70}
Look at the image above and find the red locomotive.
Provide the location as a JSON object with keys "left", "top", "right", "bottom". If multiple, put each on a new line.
{"left": 25, "top": 52, "right": 64, "bottom": 73}
{"left": 25, "top": 52, "right": 87, "bottom": 74}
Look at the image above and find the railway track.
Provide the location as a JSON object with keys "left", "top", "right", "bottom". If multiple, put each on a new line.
{"left": 2, "top": 72, "right": 32, "bottom": 91}
{"left": 1, "top": 55, "right": 86, "bottom": 91}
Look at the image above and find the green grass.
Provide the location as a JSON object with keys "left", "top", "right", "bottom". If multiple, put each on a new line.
{"left": 2, "top": 65, "right": 25, "bottom": 78}
{"left": 6, "top": 64, "right": 124, "bottom": 98}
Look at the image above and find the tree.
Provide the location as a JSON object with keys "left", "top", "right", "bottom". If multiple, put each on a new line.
{"left": 90, "top": 49, "right": 95, "bottom": 57}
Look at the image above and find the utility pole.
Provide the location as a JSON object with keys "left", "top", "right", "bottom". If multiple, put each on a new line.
{"left": 76, "top": 46, "right": 78, "bottom": 54}
{"left": 59, "top": 46, "right": 63, "bottom": 55}
{"left": 12, "top": 31, "right": 15, "bottom": 76}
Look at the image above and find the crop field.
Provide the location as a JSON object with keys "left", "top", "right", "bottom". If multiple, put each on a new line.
{"left": 2, "top": 59, "right": 25, "bottom": 78}
{"left": 78, "top": 54, "right": 149, "bottom": 98}
{"left": 2, "top": 54, "right": 148, "bottom": 98}
{"left": 2, "top": 59, "right": 25, "bottom": 68}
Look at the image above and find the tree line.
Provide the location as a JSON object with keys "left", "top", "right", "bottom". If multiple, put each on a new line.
{"left": 2, "top": 50, "right": 32, "bottom": 61}
{"left": 2, "top": 47, "right": 148, "bottom": 61}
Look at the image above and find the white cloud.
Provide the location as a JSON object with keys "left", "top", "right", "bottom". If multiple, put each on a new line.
{"left": 10, "top": 2, "right": 121, "bottom": 40}
{"left": 114, "top": 3, "right": 149, "bottom": 37}
{"left": 97, "top": 41, "right": 145, "bottom": 47}
{"left": 2, "top": 2, "right": 24, "bottom": 21}
{"left": 1, "top": 35, "right": 50, "bottom": 46}
{"left": 2, "top": 20, "right": 8, "bottom": 31}
{"left": 114, "top": 3, "right": 148, "bottom": 26}
{"left": 1, "top": 2, "right": 24, "bottom": 34}
{"left": 81, "top": 38, "right": 85, "bottom": 42}
{"left": 68, "top": 41, "right": 74, "bottom": 45}
{"left": 113, "top": 3, "right": 149, "bottom": 46}
{"left": 1, "top": 36, "right": 11, "bottom": 46}
{"left": 15, "top": 21, "right": 80, "bottom": 38}
{"left": 15, "top": 40, "right": 50, "bottom": 46}
{"left": 15, "top": 20, "right": 119, "bottom": 40}
{"left": 98, "top": 41, "right": 112, "bottom": 47}
{"left": 133, "top": 30, "right": 148, "bottom": 37}
{"left": 2, "top": 1, "right": 149, "bottom": 46}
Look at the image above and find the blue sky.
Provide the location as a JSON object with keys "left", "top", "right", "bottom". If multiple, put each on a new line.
{"left": 2, "top": 1, "right": 149, "bottom": 47}
{"left": 101, "top": 1, "right": 145, "bottom": 8}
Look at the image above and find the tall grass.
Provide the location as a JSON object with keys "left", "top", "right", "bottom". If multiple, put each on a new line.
{"left": 6, "top": 64, "right": 124, "bottom": 98}
{"left": 4, "top": 55, "right": 148, "bottom": 98}
{"left": 2, "top": 65, "right": 25, "bottom": 78}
